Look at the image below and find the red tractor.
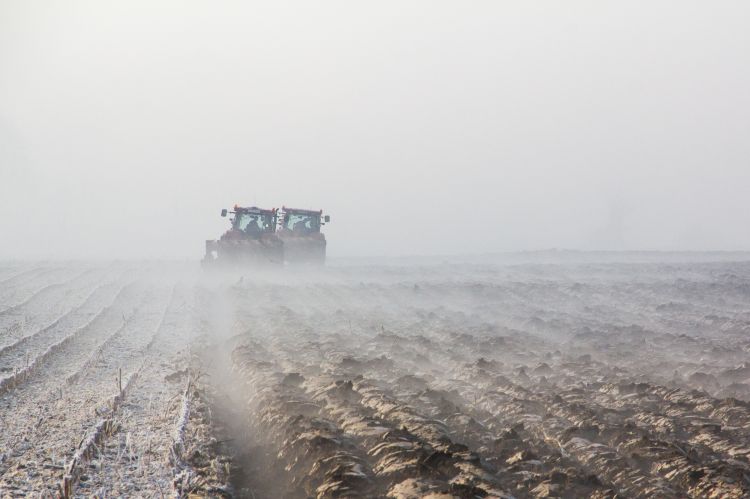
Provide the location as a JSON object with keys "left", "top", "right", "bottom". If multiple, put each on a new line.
{"left": 203, "top": 206, "right": 283, "bottom": 266}
{"left": 277, "top": 207, "right": 330, "bottom": 264}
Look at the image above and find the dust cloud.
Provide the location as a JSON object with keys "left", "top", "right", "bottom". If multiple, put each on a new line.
{"left": 2, "top": 2, "right": 750, "bottom": 259}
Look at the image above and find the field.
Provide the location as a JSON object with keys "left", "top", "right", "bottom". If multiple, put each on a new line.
{"left": 1, "top": 256, "right": 750, "bottom": 498}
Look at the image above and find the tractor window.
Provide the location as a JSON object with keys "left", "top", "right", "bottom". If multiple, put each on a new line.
{"left": 236, "top": 213, "right": 264, "bottom": 233}
{"left": 284, "top": 213, "right": 320, "bottom": 232}
{"left": 237, "top": 212, "right": 275, "bottom": 233}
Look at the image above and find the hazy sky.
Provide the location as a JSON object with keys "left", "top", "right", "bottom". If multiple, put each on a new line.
{"left": 1, "top": 1, "right": 749, "bottom": 259}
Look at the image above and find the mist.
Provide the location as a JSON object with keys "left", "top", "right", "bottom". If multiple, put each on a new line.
{"left": 2, "top": 1, "right": 749, "bottom": 259}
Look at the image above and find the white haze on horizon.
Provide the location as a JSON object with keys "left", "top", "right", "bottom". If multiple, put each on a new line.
{"left": 1, "top": 1, "right": 749, "bottom": 259}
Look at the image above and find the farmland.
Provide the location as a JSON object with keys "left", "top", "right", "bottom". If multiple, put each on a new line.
{"left": 1, "top": 256, "right": 749, "bottom": 497}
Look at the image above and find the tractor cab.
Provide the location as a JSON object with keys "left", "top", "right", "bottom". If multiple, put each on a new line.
{"left": 279, "top": 208, "right": 330, "bottom": 236}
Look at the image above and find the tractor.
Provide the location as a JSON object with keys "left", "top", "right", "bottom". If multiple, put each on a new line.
{"left": 203, "top": 206, "right": 283, "bottom": 266}
{"left": 277, "top": 207, "right": 330, "bottom": 264}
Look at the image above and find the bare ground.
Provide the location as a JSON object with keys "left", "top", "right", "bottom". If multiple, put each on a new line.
{"left": 1, "top": 257, "right": 750, "bottom": 498}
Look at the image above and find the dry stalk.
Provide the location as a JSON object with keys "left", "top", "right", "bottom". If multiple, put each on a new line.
{"left": 58, "top": 369, "right": 141, "bottom": 498}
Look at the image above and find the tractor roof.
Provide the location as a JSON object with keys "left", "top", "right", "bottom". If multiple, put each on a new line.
{"left": 234, "top": 205, "right": 277, "bottom": 214}
{"left": 282, "top": 207, "right": 323, "bottom": 215}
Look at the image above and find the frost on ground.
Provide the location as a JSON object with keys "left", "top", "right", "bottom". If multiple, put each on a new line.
{"left": 1, "top": 256, "right": 750, "bottom": 498}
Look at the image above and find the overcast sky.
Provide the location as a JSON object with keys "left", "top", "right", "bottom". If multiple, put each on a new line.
{"left": 1, "top": 1, "right": 749, "bottom": 259}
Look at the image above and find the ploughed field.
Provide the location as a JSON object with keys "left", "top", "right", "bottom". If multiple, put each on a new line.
{"left": 1, "top": 258, "right": 750, "bottom": 498}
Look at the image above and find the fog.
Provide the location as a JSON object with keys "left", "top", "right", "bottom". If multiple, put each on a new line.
{"left": 1, "top": 1, "right": 749, "bottom": 259}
